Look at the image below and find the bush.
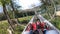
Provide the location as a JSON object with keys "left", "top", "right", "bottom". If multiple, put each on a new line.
{"left": 51, "top": 17, "right": 60, "bottom": 30}
{"left": 18, "top": 16, "right": 32, "bottom": 24}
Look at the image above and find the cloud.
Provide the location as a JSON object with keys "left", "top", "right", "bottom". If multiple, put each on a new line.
{"left": 18, "top": 0, "right": 42, "bottom": 10}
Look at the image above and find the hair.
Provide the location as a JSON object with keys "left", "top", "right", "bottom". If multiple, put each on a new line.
{"left": 36, "top": 19, "right": 40, "bottom": 21}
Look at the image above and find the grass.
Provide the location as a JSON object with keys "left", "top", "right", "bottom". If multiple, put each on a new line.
{"left": 0, "top": 21, "right": 9, "bottom": 34}
{"left": 0, "top": 16, "right": 32, "bottom": 34}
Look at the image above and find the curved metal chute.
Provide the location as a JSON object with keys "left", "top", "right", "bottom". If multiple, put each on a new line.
{"left": 22, "top": 14, "right": 60, "bottom": 34}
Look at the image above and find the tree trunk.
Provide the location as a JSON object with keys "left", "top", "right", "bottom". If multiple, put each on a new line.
{"left": 10, "top": 0, "right": 19, "bottom": 25}
{"left": 2, "top": 3, "right": 15, "bottom": 34}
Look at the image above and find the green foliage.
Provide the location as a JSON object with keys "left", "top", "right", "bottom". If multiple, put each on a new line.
{"left": 0, "top": 11, "right": 34, "bottom": 20}
{"left": 54, "top": 0, "right": 60, "bottom": 4}
{"left": 8, "top": 11, "right": 14, "bottom": 19}
{"left": 0, "top": 21, "right": 24, "bottom": 34}
{"left": 0, "top": 14, "right": 7, "bottom": 21}
{"left": 43, "top": 13, "right": 60, "bottom": 30}
{"left": 0, "top": 21, "right": 9, "bottom": 34}
{"left": 0, "top": 29, "right": 8, "bottom": 34}
{"left": 14, "top": 26, "right": 24, "bottom": 34}
{"left": 0, "top": 16, "right": 32, "bottom": 34}
{"left": 43, "top": 14, "right": 60, "bottom": 30}
{"left": 51, "top": 17, "right": 60, "bottom": 30}
{"left": 18, "top": 16, "right": 32, "bottom": 24}
{"left": 43, "top": 14, "right": 51, "bottom": 20}
{"left": 0, "top": 0, "right": 10, "bottom": 4}
{"left": 0, "top": 16, "right": 32, "bottom": 24}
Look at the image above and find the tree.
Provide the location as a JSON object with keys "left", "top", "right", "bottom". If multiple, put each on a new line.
{"left": 40, "top": 0, "right": 56, "bottom": 20}
{"left": 10, "top": 0, "right": 21, "bottom": 26}
{"left": 0, "top": 0, "right": 15, "bottom": 34}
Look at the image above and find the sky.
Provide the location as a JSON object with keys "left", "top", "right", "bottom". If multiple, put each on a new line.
{"left": 0, "top": 5, "right": 3, "bottom": 13}
{"left": 18, "top": 0, "right": 42, "bottom": 10}
{"left": 0, "top": 0, "right": 42, "bottom": 13}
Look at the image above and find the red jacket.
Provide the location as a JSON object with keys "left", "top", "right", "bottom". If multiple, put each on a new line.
{"left": 32, "top": 23, "right": 37, "bottom": 31}
{"left": 40, "top": 22, "right": 45, "bottom": 31}
{"left": 40, "top": 22, "right": 45, "bottom": 28}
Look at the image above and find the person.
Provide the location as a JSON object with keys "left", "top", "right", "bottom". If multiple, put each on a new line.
{"left": 29, "top": 23, "right": 33, "bottom": 34}
{"left": 36, "top": 19, "right": 41, "bottom": 29}
{"left": 40, "top": 22, "right": 49, "bottom": 34}
{"left": 26, "top": 24, "right": 31, "bottom": 31}
{"left": 40, "top": 22, "right": 46, "bottom": 31}
{"left": 36, "top": 19, "right": 43, "bottom": 34}
{"left": 26, "top": 23, "right": 33, "bottom": 34}
{"left": 35, "top": 18, "right": 46, "bottom": 31}
{"left": 29, "top": 30, "right": 33, "bottom": 34}
{"left": 32, "top": 22, "right": 37, "bottom": 31}
{"left": 33, "top": 30, "right": 39, "bottom": 34}
{"left": 43, "top": 28, "right": 47, "bottom": 34}
{"left": 36, "top": 19, "right": 48, "bottom": 34}
{"left": 32, "top": 22, "right": 39, "bottom": 34}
